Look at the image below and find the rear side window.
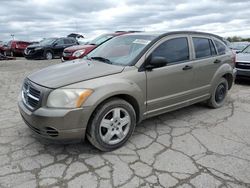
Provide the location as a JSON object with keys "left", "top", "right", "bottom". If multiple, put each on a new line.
{"left": 151, "top": 37, "right": 189, "bottom": 63}
{"left": 193, "top": 37, "right": 216, "bottom": 58}
{"left": 214, "top": 40, "right": 226, "bottom": 55}
{"left": 209, "top": 40, "right": 216, "bottom": 55}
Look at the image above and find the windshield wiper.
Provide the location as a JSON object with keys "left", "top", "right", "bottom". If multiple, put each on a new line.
{"left": 90, "top": 56, "right": 112, "bottom": 64}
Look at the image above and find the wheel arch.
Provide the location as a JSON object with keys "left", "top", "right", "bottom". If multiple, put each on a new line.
{"left": 222, "top": 73, "right": 233, "bottom": 90}
{"left": 210, "top": 63, "right": 234, "bottom": 91}
{"left": 87, "top": 94, "right": 141, "bottom": 129}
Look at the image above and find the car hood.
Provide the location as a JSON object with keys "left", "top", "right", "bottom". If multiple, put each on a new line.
{"left": 64, "top": 44, "right": 95, "bottom": 52}
{"left": 236, "top": 53, "right": 250, "bottom": 63}
{"left": 28, "top": 59, "right": 124, "bottom": 88}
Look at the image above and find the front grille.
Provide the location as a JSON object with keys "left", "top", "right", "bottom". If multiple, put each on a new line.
{"left": 63, "top": 51, "right": 72, "bottom": 57}
{"left": 25, "top": 48, "right": 35, "bottom": 55}
{"left": 22, "top": 80, "right": 41, "bottom": 110}
{"left": 236, "top": 62, "right": 250, "bottom": 70}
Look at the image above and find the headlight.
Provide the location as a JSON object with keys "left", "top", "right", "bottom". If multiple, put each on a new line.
{"left": 72, "top": 49, "right": 85, "bottom": 58}
{"left": 35, "top": 47, "right": 43, "bottom": 50}
{"left": 47, "top": 89, "right": 93, "bottom": 108}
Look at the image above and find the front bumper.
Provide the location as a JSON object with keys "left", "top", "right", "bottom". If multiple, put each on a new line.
{"left": 24, "top": 49, "right": 44, "bottom": 60}
{"left": 236, "top": 68, "right": 250, "bottom": 78}
{"left": 61, "top": 55, "right": 76, "bottom": 62}
{"left": 18, "top": 99, "right": 91, "bottom": 142}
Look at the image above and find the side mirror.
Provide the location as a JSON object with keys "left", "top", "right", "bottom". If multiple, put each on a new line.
{"left": 146, "top": 56, "right": 168, "bottom": 69}
{"left": 53, "top": 42, "right": 58, "bottom": 46}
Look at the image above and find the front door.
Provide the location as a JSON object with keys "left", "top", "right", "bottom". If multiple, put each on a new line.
{"left": 145, "top": 36, "right": 195, "bottom": 117}
{"left": 53, "top": 39, "right": 65, "bottom": 57}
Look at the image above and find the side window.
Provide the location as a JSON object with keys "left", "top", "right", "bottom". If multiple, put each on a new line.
{"left": 64, "top": 38, "right": 74, "bottom": 44}
{"left": 214, "top": 40, "right": 226, "bottom": 55}
{"left": 151, "top": 37, "right": 189, "bottom": 64}
{"left": 56, "top": 39, "right": 64, "bottom": 46}
{"left": 193, "top": 37, "right": 214, "bottom": 58}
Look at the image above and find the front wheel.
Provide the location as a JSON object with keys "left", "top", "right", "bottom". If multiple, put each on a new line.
{"left": 87, "top": 98, "right": 136, "bottom": 151}
{"left": 207, "top": 77, "right": 228, "bottom": 108}
{"left": 44, "top": 51, "right": 53, "bottom": 60}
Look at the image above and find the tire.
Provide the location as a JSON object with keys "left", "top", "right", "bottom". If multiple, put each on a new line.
{"left": 207, "top": 77, "right": 228, "bottom": 108}
{"left": 87, "top": 98, "right": 136, "bottom": 151}
{"left": 44, "top": 51, "right": 53, "bottom": 60}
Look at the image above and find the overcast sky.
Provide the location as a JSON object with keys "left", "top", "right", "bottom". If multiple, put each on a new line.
{"left": 0, "top": 0, "right": 250, "bottom": 41}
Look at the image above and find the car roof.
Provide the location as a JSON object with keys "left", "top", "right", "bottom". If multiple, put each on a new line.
{"left": 123, "top": 31, "right": 225, "bottom": 41}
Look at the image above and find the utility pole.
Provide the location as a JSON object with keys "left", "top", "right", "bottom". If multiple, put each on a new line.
{"left": 10, "top": 34, "right": 15, "bottom": 40}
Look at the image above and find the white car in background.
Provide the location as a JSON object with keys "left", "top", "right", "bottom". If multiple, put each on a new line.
{"left": 235, "top": 44, "right": 250, "bottom": 79}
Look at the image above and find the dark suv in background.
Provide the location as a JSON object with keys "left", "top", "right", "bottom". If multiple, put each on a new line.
{"left": 24, "top": 37, "right": 78, "bottom": 60}
{"left": 62, "top": 31, "right": 138, "bottom": 61}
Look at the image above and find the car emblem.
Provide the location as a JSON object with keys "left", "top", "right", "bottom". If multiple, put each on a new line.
{"left": 23, "top": 83, "right": 30, "bottom": 103}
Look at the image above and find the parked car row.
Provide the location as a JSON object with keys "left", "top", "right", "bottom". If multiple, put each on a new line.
{"left": 0, "top": 31, "right": 140, "bottom": 60}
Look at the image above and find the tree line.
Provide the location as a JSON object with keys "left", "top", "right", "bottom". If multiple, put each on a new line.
{"left": 227, "top": 36, "right": 250, "bottom": 42}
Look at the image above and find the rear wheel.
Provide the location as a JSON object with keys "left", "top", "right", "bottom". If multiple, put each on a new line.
{"left": 87, "top": 98, "right": 136, "bottom": 151}
{"left": 44, "top": 51, "right": 53, "bottom": 60}
{"left": 207, "top": 77, "right": 228, "bottom": 108}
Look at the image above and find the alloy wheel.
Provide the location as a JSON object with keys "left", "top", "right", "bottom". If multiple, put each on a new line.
{"left": 99, "top": 107, "right": 131, "bottom": 145}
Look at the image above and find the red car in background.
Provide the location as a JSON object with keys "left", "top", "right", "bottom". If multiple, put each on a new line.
{"left": 4, "top": 40, "right": 32, "bottom": 56}
{"left": 0, "top": 42, "right": 7, "bottom": 55}
{"left": 62, "top": 31, "right": 138, "bottom": 62}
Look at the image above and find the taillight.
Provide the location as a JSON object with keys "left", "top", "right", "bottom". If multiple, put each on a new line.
{"left": 16, "top": 44, "right": 19, "bottom": 49}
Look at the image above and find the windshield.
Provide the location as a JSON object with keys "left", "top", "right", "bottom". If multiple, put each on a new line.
{"left": 242, "top": 45, "right": 250, "bottom": 53}
{"left": 88, "top": 34, "right": 113, "bottom": 45}
{"left": 39, "top": 38, "right": 56, "bottom": 45}
{"left": 86, "top": 34, "right": 156, "bottom": 66}
{"left": 230, "top": 42, "right": 249, "bottom": 51}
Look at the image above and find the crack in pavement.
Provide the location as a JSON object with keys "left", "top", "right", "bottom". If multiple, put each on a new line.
{"left": 0, "top": 59, "right": 250, "bottom": 188}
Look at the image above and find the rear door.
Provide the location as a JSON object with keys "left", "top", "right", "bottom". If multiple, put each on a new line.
{"left": 190, "top": 36, "right": 227, "bottom": 96}
{"left": 145, "top": 35, "right": 196, "bottom": 117}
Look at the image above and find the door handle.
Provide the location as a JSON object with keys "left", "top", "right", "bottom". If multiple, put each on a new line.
{"left": 182, "top": 65, "right": 193, "bottom": 70}
{"left": 214, "top": 59, "right": 221, "bottom": 64}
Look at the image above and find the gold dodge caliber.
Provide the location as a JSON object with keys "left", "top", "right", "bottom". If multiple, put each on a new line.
{"left": 18, "top": 31, "right": 235, "bottom": 151}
